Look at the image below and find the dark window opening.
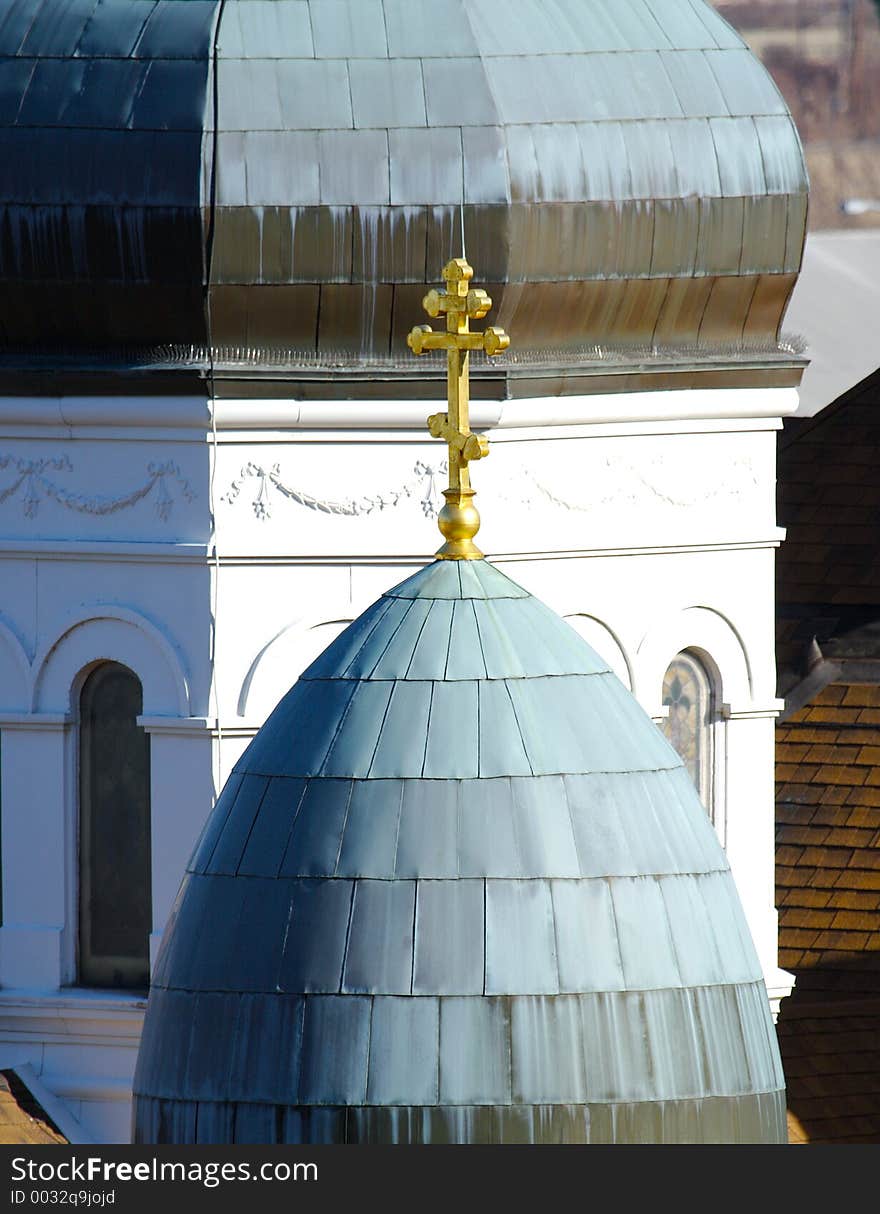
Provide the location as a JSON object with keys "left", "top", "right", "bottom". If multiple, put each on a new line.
{"left": 78, "top": 663, "right": 151, "bottom": 989}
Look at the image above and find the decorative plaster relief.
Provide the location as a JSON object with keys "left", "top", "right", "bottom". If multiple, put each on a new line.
{"left": 0, "top": 455, "right": 195, "bottom": 520}
{"left": 222, "top": 460, "right": 447, "bottom": 521}
{"left": 506, "top": 455, "right": 760, "bottom": 515}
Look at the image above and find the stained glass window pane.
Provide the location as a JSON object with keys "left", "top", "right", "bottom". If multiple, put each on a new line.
{"left": 660, "top": 652, "right": 714, "bottom": 818}
{"left": 79, "top": 662, "right": 151, "bottom": 989}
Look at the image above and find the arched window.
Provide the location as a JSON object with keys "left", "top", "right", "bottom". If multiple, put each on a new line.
{"left": 78, "top": 663, "right": 151, "bottom": 989}
{"left": 660, "top": 651, "right": 716, "bottom": 820}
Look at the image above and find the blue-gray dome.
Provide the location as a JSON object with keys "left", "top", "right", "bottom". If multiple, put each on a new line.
{"left": 133, "top": 558, "right": 786, "bottom": 1144}
{"left": 0, "top": 0, "right": 806, "bottom": 391}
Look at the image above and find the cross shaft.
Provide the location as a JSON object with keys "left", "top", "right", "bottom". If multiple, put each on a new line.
{"left": 407, "top": 258, "right": 509, "bottom": 559}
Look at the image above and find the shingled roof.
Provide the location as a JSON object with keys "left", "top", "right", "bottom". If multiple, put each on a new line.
{"left": 776, "top": 684, "right": 880, "bottom": 985}
{"left": 776, "top": 366, "right": 880, "bottom": 1144}
{"left": 777, "top": 365, "right": 880, "bottom": 703}
{"left": 0, "top": 1071, "right": 66, "bottom": 1145}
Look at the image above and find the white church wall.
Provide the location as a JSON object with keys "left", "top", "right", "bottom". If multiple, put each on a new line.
{"left": 0, "top": 384, "right": 796, "bottom": 1141}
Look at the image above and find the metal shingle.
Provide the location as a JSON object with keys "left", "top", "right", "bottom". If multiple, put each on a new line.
{"left": 368, "top": 598, "right": 431, "bottom": 679}
{"left": 422, "top": 58, "right": 497, "bottom": 127}
{"left": 237, "top": 776, "right": 306, "bottom": 877}
{"left": 301, "top": 594, "right": 396, "bottom": 681}
{"left": 205, "top": 773, "right": 269, "bottom": 875}
{"left": 685, "top": 0, "right": 743, "bottom": 49}
{"left": 188, "top": 772, "right": 245, "bottom": 875}
{"left": 336, "top": 778, "right": 403, "bottom": 874}
{"left": 394, "top": 778, "right": 459, "bottom": 878}
{"left": 367, "top": 683, "right": 432, "bottom": 779}
{"left": 551, "top": 878, "right": 626, "bottom": 993}
{"left": 243, "top": 131, "right": 321, "bottom": 205}
{"left": 389, "top": 127, "right": 463, "bottom": 206}
{"left": 243, "top": 680, "right": 356, "bottom": 776}
{"left": 461, "top": 125, "right": 510, "bottom": 205}
{"left": 366, "top": 997, "right": 439, "bottom": 1105}
{"left": 320, "top": 128, "right": 392, "bottom": 203}
{"left": 341, "top": 879, "right": 415, "bottom": 994}
{"left": 412, "top": 879, "right": 484, "bottom": 995}
{"left": 383, "top": 0, "right": 479, "bottom": 57}
{"left": 755, "top": 115, "right": 806, "bottom": 195}
{"left": 580, "top": 990, "right": 654, "bottom": 1102}
{"left": 298, "top": 995, "right": 371, "bottom": 1105}
{"left": 424, "top": 678, "right": 478, "bottom": 779}
{"left": 129, "top": 59, "right": 211, "bottom": 131}
{"left": 404, "top": 597, "right": 454, "bottom": 680}
{"left": 134, "top": 1, "right": 216, "bottom": 59}
{"left": 477, "top": 681, "right": 531, "bottom": 780}
{"left": 660, "top": 47, "right": 729, "bottom": 118}
{"left": 458, "top": 777, "right": 519, "bottom": 877}
{"left": 485, "top": 879, "right": 558, "bottom": 995}
{"left": 705, "top": 47, "right": 789, "bottom": 117}
{"left": 76, "top": 0, "right": 155, "bottom": 58}
{"left": 217, "top": 57, "right": 282, "bottom": 129}
{"left": 276, "top": 879, "right": 354, "bottom": 992}
{"left": 217, "top": 1, "right": 314, "bottom": 59}
{"left": 510, "top": 776, "right": 579, "bottom": 878}
{"left": 691, "top": 984, "right": 753, "bottom": 1095}
{"left": 320, "top": 681, "right": 393, "bottom": 777}
{"left": 444, "top": 600, "right": 488, "bottom": 681}
{"left": 348, "top": 57, "right": 426, "bottom": 128}
{"left": 19, "top": 0, "right": 97, "bottom": 56}
{"left": 279, "top": 778, "right": 352, "bottom": 876}
{"left": 710, "top": 117, "right": 767, "bottom": 197}
{"left": 610, "top": 876, "right": 683, "bottom": 991}
{"left": 308, "top": 0, "right": 387, "bottom": 58}
{"left": 226, "top": 990, "right": 305, "bottom": 1107}
{"left": 225, "top": 877, "right": 294, "bottom": 992}
{"left": 510, "top": 996, "right": 587, "bottom": 1103}
{"left": 439, "top": 997, "right": 511, "bottom": 1105}
{"left": 277, "top": 59, "right": 355, "bottom": 130}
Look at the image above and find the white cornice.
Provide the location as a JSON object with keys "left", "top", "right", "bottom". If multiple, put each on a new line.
{"left": 214, "top": 388, "right": 798, "bottom": 432}
{"left": 0, "top": 387, "right": 799, "bottom": 438}
{"left": 0, "top": 396, "right": 208, "bottom": 430}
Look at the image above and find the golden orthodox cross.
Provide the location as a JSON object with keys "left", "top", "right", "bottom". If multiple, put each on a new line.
{"left": 407, "top": 258, "right": 509, "bottom": 560}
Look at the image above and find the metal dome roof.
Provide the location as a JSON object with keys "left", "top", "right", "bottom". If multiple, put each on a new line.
{"left": 133, "top": 557, "right": 786, "bottom": 1144}
{"left": 0, "top": 0, "right": 807, "bottom": 393}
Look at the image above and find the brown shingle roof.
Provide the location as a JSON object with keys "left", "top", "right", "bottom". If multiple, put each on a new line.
{"left": 0, "top": 1072, "right": 66, "bottom": 1145}
{"left": 777, "top": 369, "right": 880, "bottom": 683}
{"left": 777, "top": 998, "right": 880, "bottom": 1144}
{"left": 777, "top": 686, "right": 880, "bottom": 978}
{"left": 776, "top": 683, "right": 880, "bottom": 1143}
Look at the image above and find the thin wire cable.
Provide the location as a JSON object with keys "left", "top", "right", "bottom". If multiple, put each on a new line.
{"left": 459, "top": 129, "right": 467, "bottom": 258}
{"left": 205, "top": 0, "right": 227, "bottom": 798}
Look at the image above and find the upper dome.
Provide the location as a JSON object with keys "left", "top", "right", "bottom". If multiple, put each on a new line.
{"left": 133, "top": 557, "right": 786, "bottom": 1144}
{"left": 0, "top": 0, "right": 807, "bottom": 392}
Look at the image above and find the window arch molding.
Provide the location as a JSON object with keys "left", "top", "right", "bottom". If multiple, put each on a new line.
{"left": 237, "top": 614, "right": 355, "bottom": 721}
{"left": 635, "top": 605, "right": 753, "bottom": 718}
{"left": 0, "top": 615, "right": 29, "bottom": 711}
{"left": 31, "top": 606, "right": 191, "bottom": 716}
{"left": 563, "top": 613, "right": 633, "bottom": 691}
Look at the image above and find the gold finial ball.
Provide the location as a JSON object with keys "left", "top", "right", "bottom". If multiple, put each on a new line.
{"left": 436, "top": 489, "right": 483, "bottom": 561}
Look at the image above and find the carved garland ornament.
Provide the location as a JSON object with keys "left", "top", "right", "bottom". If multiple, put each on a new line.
{"left": 0, "top": 455, "right": 196, "bottom": 519}
{"left": 222, "top": 460, "right": 448, "bottom": 521}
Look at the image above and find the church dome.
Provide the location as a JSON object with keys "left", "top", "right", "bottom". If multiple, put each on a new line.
{"left": 133, "top": 557, "right": 786, "bottom": 1144}
{"left": 0, "top": 0, "right": 807, "bottom": 392}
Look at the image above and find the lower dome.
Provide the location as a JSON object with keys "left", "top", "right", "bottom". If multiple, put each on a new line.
{"left": 133, "top": 559, "right": 786, "bottom": 1144}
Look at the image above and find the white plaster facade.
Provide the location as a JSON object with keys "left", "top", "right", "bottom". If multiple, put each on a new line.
{"left": 0, "top": 384, "right": 795, "bottom": 1142}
